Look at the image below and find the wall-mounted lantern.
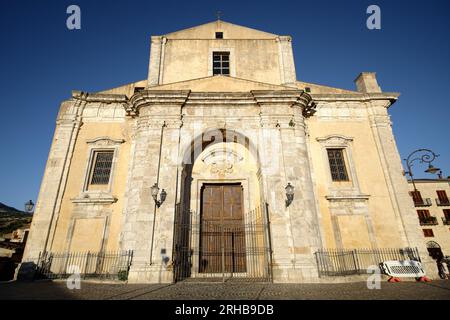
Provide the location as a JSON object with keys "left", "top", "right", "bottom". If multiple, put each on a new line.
{"left": 151, "top": 183, "right": 167, "bottom": 208}
{"left": 285, "top": 183, "right": 294, "bottom": 207}
{"left": 24, "top": 200, "right": 35, "bottom": 213}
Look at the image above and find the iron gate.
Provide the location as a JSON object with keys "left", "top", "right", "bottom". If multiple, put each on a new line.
{"left": 173, "top": 206, "right": 272, "bottom": 282}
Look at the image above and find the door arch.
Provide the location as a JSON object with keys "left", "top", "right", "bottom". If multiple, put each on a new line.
{"left": 173, "top": 128, "right": 271, "bottom": 282}
{"left": 426, "top": 241, "right": 443, "bottom": 260}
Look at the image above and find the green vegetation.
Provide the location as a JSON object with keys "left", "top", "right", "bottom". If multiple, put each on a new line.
{"left": 0, "top": 203, "right": 32, "bottom": 236}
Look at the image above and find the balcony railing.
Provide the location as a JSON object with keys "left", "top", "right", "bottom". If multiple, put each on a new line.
{"left": 414, "top": 198, "right": 432, "bottom": 207}
{"left": 436, "top": 198, "right": 450, "bottom": 206}
{"left": 419, "top": 216, "right": 438, "bottom": 226}
{"left": 442, "top": 217, "right": 450, "bottom": 225}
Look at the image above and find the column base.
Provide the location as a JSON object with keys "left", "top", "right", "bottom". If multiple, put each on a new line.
{"left": 127, "top": 263, "right": 173, "bottom": 284}
{"left": 271, "top": 256, "right": 321, "bottom": 283}
{"left": 14, "top": 262, "right": 37, "bottom": 281}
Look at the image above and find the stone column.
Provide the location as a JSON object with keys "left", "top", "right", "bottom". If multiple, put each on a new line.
{"left": 254, "top": 90, "right": 322, "bottom": 282}
{"left": 367, "top": 100, "right": 436, "bottom": 276}
{"left": 18, "top": 96, "right": 85, "bottom": 279}
{"left": 120, "top": 90, "right": 188, "bottom": 283}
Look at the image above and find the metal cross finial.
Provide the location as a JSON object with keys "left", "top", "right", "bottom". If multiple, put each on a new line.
{"left": 216, "top": 11, "right": 223, "bottom": 20}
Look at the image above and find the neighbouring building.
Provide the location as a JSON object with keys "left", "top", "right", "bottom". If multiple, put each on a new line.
{"left": 408, "top": 178, "right": 450, "bottom": 263}
{"left": 9, "top": 225, "right": 30, "bottom": 243}
{"left": 20, "top": 20, "right": 437, "bottom": 283}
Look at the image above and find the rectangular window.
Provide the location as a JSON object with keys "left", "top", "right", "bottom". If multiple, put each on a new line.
{"left": 89, "top": 151, "right": 114, "bottom": 185}
{"left": 417, "top": 210, "right": 431, "bottom": 219}
{"left": 444, "top": 209, "right": 450, "bottom": 219}
{"left": 410, "top": 190, "right": 423, "bottom": 204}
{"left": 437, "top": 190, "right": 449, "bottom": 205}
{"left": 422, "top": 229, "right": 434, "bottom": 237}
{"left": 213, "top": 51, "right": 230, "bottom": 76}
{"left": 327, "top": 149, "right": 349, "bottom": 181}
{"left": 215, "top": 32, "right": 223, "bottom": 39}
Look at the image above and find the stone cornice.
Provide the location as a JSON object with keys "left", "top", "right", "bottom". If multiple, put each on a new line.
{"left": 71, "top": 194, "right": 118, "bottom": 204}
{"left": 86, "top": 136, "right": 125, "bottom": 146}
{"left": 251, "top": 90, "right": 314, "bottom": 116}
{"left": 311, "top": 92, "right": 400, "bottom": 106}
{"left": 128, "top": 90, "right": 191, "bottom": 116}
{"left": 185, "top": 92, "right": 256, "bottom": 106}
{"left": 325, "top": 194, "right": 370, "bottom": 201}
{"left": 71, "top": 90, "right": 128, "bottom": 103}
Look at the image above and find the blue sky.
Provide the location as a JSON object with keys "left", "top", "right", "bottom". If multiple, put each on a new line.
{"left": 0, "top": 0, "right": 449, "bottom": 210}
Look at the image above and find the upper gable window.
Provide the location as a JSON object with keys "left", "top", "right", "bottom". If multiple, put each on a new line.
{"left": 213, "top": 52, "right": 230, "bottom": 76}
{"left": 215, "top": 32, "right": 223, "bottom": 39}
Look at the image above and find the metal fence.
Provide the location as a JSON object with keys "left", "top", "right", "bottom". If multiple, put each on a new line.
{"left": 314, "top": 247, "right": 421, "bottom": 277}
{"left": 35, "top": 250, "right": 133, "bottom": 280}
{"left": 173, "top": 206, "right": 272, "bottom": 283}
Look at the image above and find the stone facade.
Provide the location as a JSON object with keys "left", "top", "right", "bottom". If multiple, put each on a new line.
{"left": 21, "top": 20, "right": 435, "bottom": 282}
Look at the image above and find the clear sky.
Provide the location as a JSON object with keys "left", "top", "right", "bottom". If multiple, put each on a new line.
{"left": 0, "top": 0, "right": 449, "bottom": 210}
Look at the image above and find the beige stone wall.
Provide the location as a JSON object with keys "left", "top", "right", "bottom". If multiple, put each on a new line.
{"left": 307, "top": 104, "right": 408, "bottom": 250}
{"left": 160, "top": 39, "right": 281, "bottom": 85}
{"left": 147, "top": 21, "right": 296, "bottom": 87}
{"left": 47, "top": 104, "right": 132, "bottom": 254}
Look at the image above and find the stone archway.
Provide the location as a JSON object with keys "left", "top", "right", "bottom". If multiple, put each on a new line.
{"left": 173, "top": 129, "right": 271, "bottom": 282}
{"left": 426, "top": 241, "right": 443, "bottom": 261}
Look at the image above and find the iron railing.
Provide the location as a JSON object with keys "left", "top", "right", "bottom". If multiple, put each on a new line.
{"left": 436, "top": 198, "right": 450, "bottom": 206}
{"left": 419, "top": 216, "right": 438, "bottom": 226}
{"left": 414, "top": 198, "right": 432, "bottom": 207}
{"left": 315, "top": 247, "right": 421, "bottom": 277}
{"left": 35, "top": 250, "right": 133, "bottom": 280}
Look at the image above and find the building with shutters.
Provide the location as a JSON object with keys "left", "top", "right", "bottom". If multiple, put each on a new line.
{"left": 408, "top": 179, "right": 450, "bottom": 264}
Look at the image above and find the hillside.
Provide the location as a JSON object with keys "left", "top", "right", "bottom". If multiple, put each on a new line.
{"left": 0, "top": 203, "right": 33, "bottom": 236}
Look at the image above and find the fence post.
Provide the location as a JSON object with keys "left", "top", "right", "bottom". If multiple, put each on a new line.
{"left": 352, "top": 249, "right": 360, "bottom": 274}
{"left": 84, "top": 251, "right": 90, "bottom": 279}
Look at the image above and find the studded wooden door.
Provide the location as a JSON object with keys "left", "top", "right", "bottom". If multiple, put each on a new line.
{"left": 199, "top": 184, "right": 246, "bottom": 273}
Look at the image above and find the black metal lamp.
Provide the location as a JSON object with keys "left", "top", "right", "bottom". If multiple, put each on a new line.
{"left": 285, "top": 183, "right": 294, "bottom": 207}
{"left": 404, "top": 149, "right": 440, "bottom": 191}
{"left": 24, "top": 200, "right": 34, "bottom": 213}
{"left": 424, "top": 164, "right": 440, "bottom": 175}
{"left": 151, "top": 183, "right": 166, "bottom": 208}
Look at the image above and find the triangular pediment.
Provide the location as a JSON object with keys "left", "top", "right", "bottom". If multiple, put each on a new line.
{"left": 147, "top": 76, "right": 293, "bottom": 92}
{"left": 163, "top": 20, "right": 278, "bottom": 39}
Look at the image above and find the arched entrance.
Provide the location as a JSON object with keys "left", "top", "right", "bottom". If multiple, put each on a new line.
{"left": 426, "top": 241, "right": 444, "bottom": 260}
{"left": 173, "top": 129, "right": 272, "bottom": 282}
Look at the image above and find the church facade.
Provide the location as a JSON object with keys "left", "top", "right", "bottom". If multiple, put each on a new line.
{"left": 22, "top": 20, "right": 433, "bottom": 283}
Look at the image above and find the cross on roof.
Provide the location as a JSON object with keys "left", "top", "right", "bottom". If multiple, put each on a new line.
{"left": 216, "top": 11, "right": 223, "bottom": 20}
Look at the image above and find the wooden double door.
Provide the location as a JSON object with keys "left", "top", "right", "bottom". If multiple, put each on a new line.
{"left": 199, "top": 183, "right": 246, "bottom": 273}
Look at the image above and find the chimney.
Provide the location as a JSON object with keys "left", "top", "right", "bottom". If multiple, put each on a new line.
{"left": 354, "top": 72, "right": 382, "bottom": 93}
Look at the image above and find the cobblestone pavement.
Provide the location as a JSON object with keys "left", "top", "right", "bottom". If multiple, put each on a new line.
{"left": 0, "top": 280, "right": 449, "bottom": 300}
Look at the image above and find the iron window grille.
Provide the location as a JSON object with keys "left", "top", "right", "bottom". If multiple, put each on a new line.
{"left": 90, "top": 151, "right": 114, "bottom": 185}
{"left": 327, "top": 149, "right": 349, "bottom": 181}
{"left": 213, "top": 52, "right": 230, "bottom": 76}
